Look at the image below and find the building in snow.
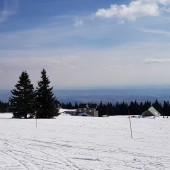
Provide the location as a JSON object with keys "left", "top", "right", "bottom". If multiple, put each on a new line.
{"left": 76, "top": 103, "right": 98, "bottom": 117}
{"left": 142, "top": 106, "right": 161, "bottom": 117}
{"left": 61, "top": 104, "right": 98, "bottom": 117}
{"left": 76, "top": 108, "right": 98, "bottom": 117}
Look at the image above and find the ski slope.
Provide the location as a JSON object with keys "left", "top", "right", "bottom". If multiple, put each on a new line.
{"left": 0, "top": 113, "right": 170, "bottom": 170}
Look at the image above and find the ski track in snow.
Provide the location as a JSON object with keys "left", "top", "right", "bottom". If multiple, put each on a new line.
{"left": 0, "top": 114, "right": 170, "bottom": 170}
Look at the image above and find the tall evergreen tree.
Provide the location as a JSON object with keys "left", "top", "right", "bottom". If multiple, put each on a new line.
{"left": 9, "top": 71, "right": 35, "bottom": 118}
{"left": 35, "top": 69, "right": 59, "bottom": 118}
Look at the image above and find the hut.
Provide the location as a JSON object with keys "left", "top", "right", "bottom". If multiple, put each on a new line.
{"left": 142, "top": 106, "right": 161, "bottom": 117}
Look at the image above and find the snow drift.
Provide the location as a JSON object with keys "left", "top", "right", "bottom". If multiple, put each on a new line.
{"left": 0, "top": 113, "right": 170, "bottom": 169}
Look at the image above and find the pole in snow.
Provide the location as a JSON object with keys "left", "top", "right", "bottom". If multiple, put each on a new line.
{"left": 36, "top": 112, "right": 37, "bottom": 128}
{"left": 128, "top": 110, "right": 133, "bottom": 139}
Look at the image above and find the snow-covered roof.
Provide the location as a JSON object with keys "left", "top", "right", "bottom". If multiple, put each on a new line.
{"left": 59, "top": 108, "right": 76, "bottom": 114}
{"left": 142, "top": 106, "right": 161, "bottom": 117}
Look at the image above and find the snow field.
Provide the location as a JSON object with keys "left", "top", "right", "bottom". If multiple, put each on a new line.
{"left": 0, "top": 113, "right": 170, "bottom": 170}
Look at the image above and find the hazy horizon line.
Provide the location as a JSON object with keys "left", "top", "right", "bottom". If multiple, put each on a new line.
{"left": 1, "top": 84, "right": 170, "bottom": 91}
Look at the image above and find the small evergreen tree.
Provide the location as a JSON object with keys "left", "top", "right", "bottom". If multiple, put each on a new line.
{"left": 9, "top": 71, "right": 35, "bottom": 118}
{"left": 152, "top": 99, "right": 162, "bottom": 113}
{"left": 35, "top": 69, "right": 59, "bottom": 118}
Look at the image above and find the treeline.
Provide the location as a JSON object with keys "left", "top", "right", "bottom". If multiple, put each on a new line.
{"left": 0, "top": 101, "right": 9, "bottom": 112}
{"left": 61, "top": 100, "right": 170, "bottom": 117}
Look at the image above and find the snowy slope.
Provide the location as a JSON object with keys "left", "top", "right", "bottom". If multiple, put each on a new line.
{"left": 0, "top": 113, "right": 170, "bottom": 170}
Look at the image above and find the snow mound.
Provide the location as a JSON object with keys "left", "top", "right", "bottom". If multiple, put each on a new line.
{"left": 0, "top": 113, "right": 13, "bottom": 119}
{"left": 59, "top": 108, "right": 76, "bottom": 114}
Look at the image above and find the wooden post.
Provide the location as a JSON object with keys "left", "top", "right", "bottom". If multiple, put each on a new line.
{"left": 36, "top": 112, "right": 37, "bottom": 128}
{"left": 128, "top": 110, "right": 133, "bottom": 139}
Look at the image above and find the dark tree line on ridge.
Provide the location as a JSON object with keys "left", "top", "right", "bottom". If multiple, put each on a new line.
{"left": 0, "top": 101, "right": 9, "bottom": 113}
{"left": 8, "top": 69, "right": 59, "bottom": 118}
{"left": 61, "top": 100, "right": 170, "bottom": 117}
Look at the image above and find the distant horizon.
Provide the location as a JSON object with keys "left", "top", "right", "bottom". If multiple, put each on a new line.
{"left": 1, "top": 84, "right": 170, "bottom": 91}
{"left": 1, "top": 85, "right": 170, "bottom": 103}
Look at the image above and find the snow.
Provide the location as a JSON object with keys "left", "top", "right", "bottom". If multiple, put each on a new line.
{"left": 0, "top": 113, "right": 170, "bottom": 170}
{"left": 59, "top": 108, "right": 76, "bottom": 114}
{"left": 0, "top": 113, "right": 13, "bottom": 119}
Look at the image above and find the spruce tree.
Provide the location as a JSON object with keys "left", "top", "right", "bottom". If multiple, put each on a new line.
{"left": 9, "top": 71, "right": 35, "bottom": 118}
{"left": 35, "top": 69, "right": 59, "bottom": 118}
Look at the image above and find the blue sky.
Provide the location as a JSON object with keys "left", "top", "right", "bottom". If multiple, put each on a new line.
{"left": 1, "top": 0, "right": 170, "bottom": 89}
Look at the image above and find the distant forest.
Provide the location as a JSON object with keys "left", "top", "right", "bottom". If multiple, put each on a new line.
{"left": 0, "top": 101, "right": 9, "bottom": 113}
{"left": 61, "top": 100, "right": 170, "bottom": 117}
{"left": 1, "top": 99, "right": 170, "bottom": 117}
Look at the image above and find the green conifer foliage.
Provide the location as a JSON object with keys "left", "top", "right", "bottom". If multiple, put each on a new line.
{"left": 10, "top": 71, "right": 35, "bottom": 118}
{"left": 35, "top": 69, "right": 59, "bottom": 118}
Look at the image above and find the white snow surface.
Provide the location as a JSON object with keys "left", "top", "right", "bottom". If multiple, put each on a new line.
{"left": 0, "top": 113, "right": 170, "bottom": 170}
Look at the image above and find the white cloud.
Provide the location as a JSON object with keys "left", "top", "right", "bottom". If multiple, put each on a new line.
{"left": 0, "top": 0, "right": 19, "bottom": 23}
{"left": 24, "top": 44, "right": 40, "bottom": 48}
{"left": 144, "top": 58, "right": 170, "bottom": 64}
{"left": 138, "top": 28, "right": 170, "bottom": 36}
{"left": 95, "top": 0, "right": 170, "bottom": 21}
{"left": 159, "top": 0, "right": 170, "bottom": 5}
{"left": 74, "top": 17, "right": 84, "bottom": 27}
